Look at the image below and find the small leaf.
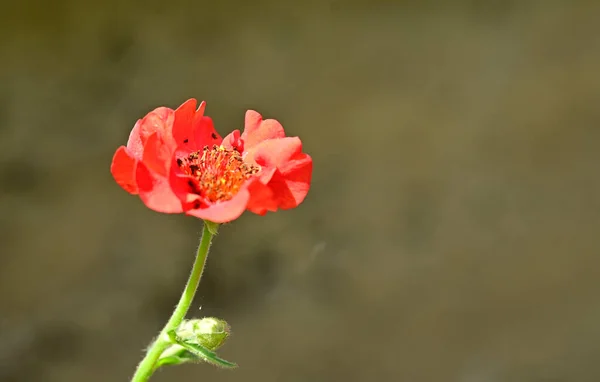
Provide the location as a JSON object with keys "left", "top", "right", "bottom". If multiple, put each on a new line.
{"left": 204, "top": 220, "right": 220, "bottom": 235}
{"left": 167, "top": 330, "right": 238, "bottom": 369}
{"left": 155, "top": 355, "right": 191, "bottom": 368}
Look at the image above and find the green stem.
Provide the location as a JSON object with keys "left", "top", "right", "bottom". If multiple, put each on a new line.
{"left": 130, "top": 222, "right": 216, "bottom": 382}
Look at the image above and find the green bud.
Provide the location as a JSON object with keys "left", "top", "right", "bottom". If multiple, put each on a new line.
{"left": 176, "top": 317, "right": 230, "bottom": 351}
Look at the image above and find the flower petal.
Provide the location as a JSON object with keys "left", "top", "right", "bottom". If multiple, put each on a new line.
{"left": 135, "top": 161, "right": 184, "bottom": 213}
{"left": 193, "top": 116, "right": 222, "bottom": 149}
{"left": 185, "top": 188, "right": 251, "bottom": 223}
{"left": 125, "top": 120, "right": 144, "bottom": 159}
{"left": 221, "top": 129, "right": 243, "bottom": 152}
{"left": 169, "top": 165, "right": 206, "bottom": 205}
{"left": 172, "top": 99, "right": 222, "bottom": 154}
{"left": 127, "top": 107, "right": 175, "bottom": 158}
{"left": 111, "top": 146, "right": 139, "bottom": 194}
{"left": 241, "top": 110, "right": 285, "bottom": 149}
{"left": 265, "top": 168, "right": 311, "bottom": 209}
{"left": 246, "top": 137, "right": 312, "bottom": 209}
{"left": 245, "top": 177, "right": 278, "bottom": 215}
{"left": 172, "top": 99, "right": 202, "bottom": 150}
{"left": 142, "top": 133, "right": 174, "bottom": 177}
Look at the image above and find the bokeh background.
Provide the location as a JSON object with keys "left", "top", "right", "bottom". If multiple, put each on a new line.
{"left": 1, "top": 1, "right": 600, "bottom": 381}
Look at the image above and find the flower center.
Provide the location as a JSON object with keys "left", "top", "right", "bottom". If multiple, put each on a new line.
{"left": 177, "top": 145, "right": 260, "bottom": 203}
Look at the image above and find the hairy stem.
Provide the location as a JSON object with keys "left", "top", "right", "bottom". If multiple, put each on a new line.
{"left": 130, "top": 222, "right": 216, "bottom": 382}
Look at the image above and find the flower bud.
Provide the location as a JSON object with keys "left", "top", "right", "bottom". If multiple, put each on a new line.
{"left": 176, "top": 317, "right": 230, "bottom": 351}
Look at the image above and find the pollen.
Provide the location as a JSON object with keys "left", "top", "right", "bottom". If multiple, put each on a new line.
{"left": 177, "top": 145, "right": 260, "bottom": 203}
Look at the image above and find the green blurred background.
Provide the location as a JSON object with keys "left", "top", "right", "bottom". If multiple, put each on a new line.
{"left": 1, "top": 1, "right": 600, "bottom": 381}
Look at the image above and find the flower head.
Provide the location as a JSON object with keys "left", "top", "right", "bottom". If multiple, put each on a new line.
{"left": 111, "top": 99, "right": 312, "bottom": 223}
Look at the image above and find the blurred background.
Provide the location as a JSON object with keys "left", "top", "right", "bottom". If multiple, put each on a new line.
{"left": 1, "top": 1, "right": 600, "bottom": 381}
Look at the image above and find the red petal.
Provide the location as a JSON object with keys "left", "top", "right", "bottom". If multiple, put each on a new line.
{"left": 128, "top": 107, "right": 175, "bottom": 157}
{"left": 126, "top": 120, "right": 144, "bottom": 159}
{"left": 221, "top": 129, "right": 243, "bottom": 152}
{"left": 246, "top": 178, "right": 278, "bottom": 215}
{"left": 169, "top": 166, "right": 205, "bottom": 205}
{"left": 172, "top": 99, "right": 201, "bottom": 150}
{"left": 185, "top": 188, "right": 250, "bottom": 223}
{"left": 246, "top": 137, "right": 312, "bottom": 209}
{"left": 172, "top": 99, "right": 222, "bottom": 154}
{"left": 193, "top": 116, "right": 222, "bottom": 148}
{"left": 135, "top": 161, "right": 184, "bottom": 213}
{"left": 111, "top": 146, "right": 139, "bottom": 194}
{"left": 142, "top": 133, "right": 174, "bottom": 177}
{"left": 241, "top": 110, "right": 285, "bottom": 149}
{"left": 266, "top": 168, "right": 311, "bottom": 209}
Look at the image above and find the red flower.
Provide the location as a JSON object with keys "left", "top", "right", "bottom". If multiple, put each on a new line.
{"left": 110, "top": 99, "right": 312, "bottom": 223}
